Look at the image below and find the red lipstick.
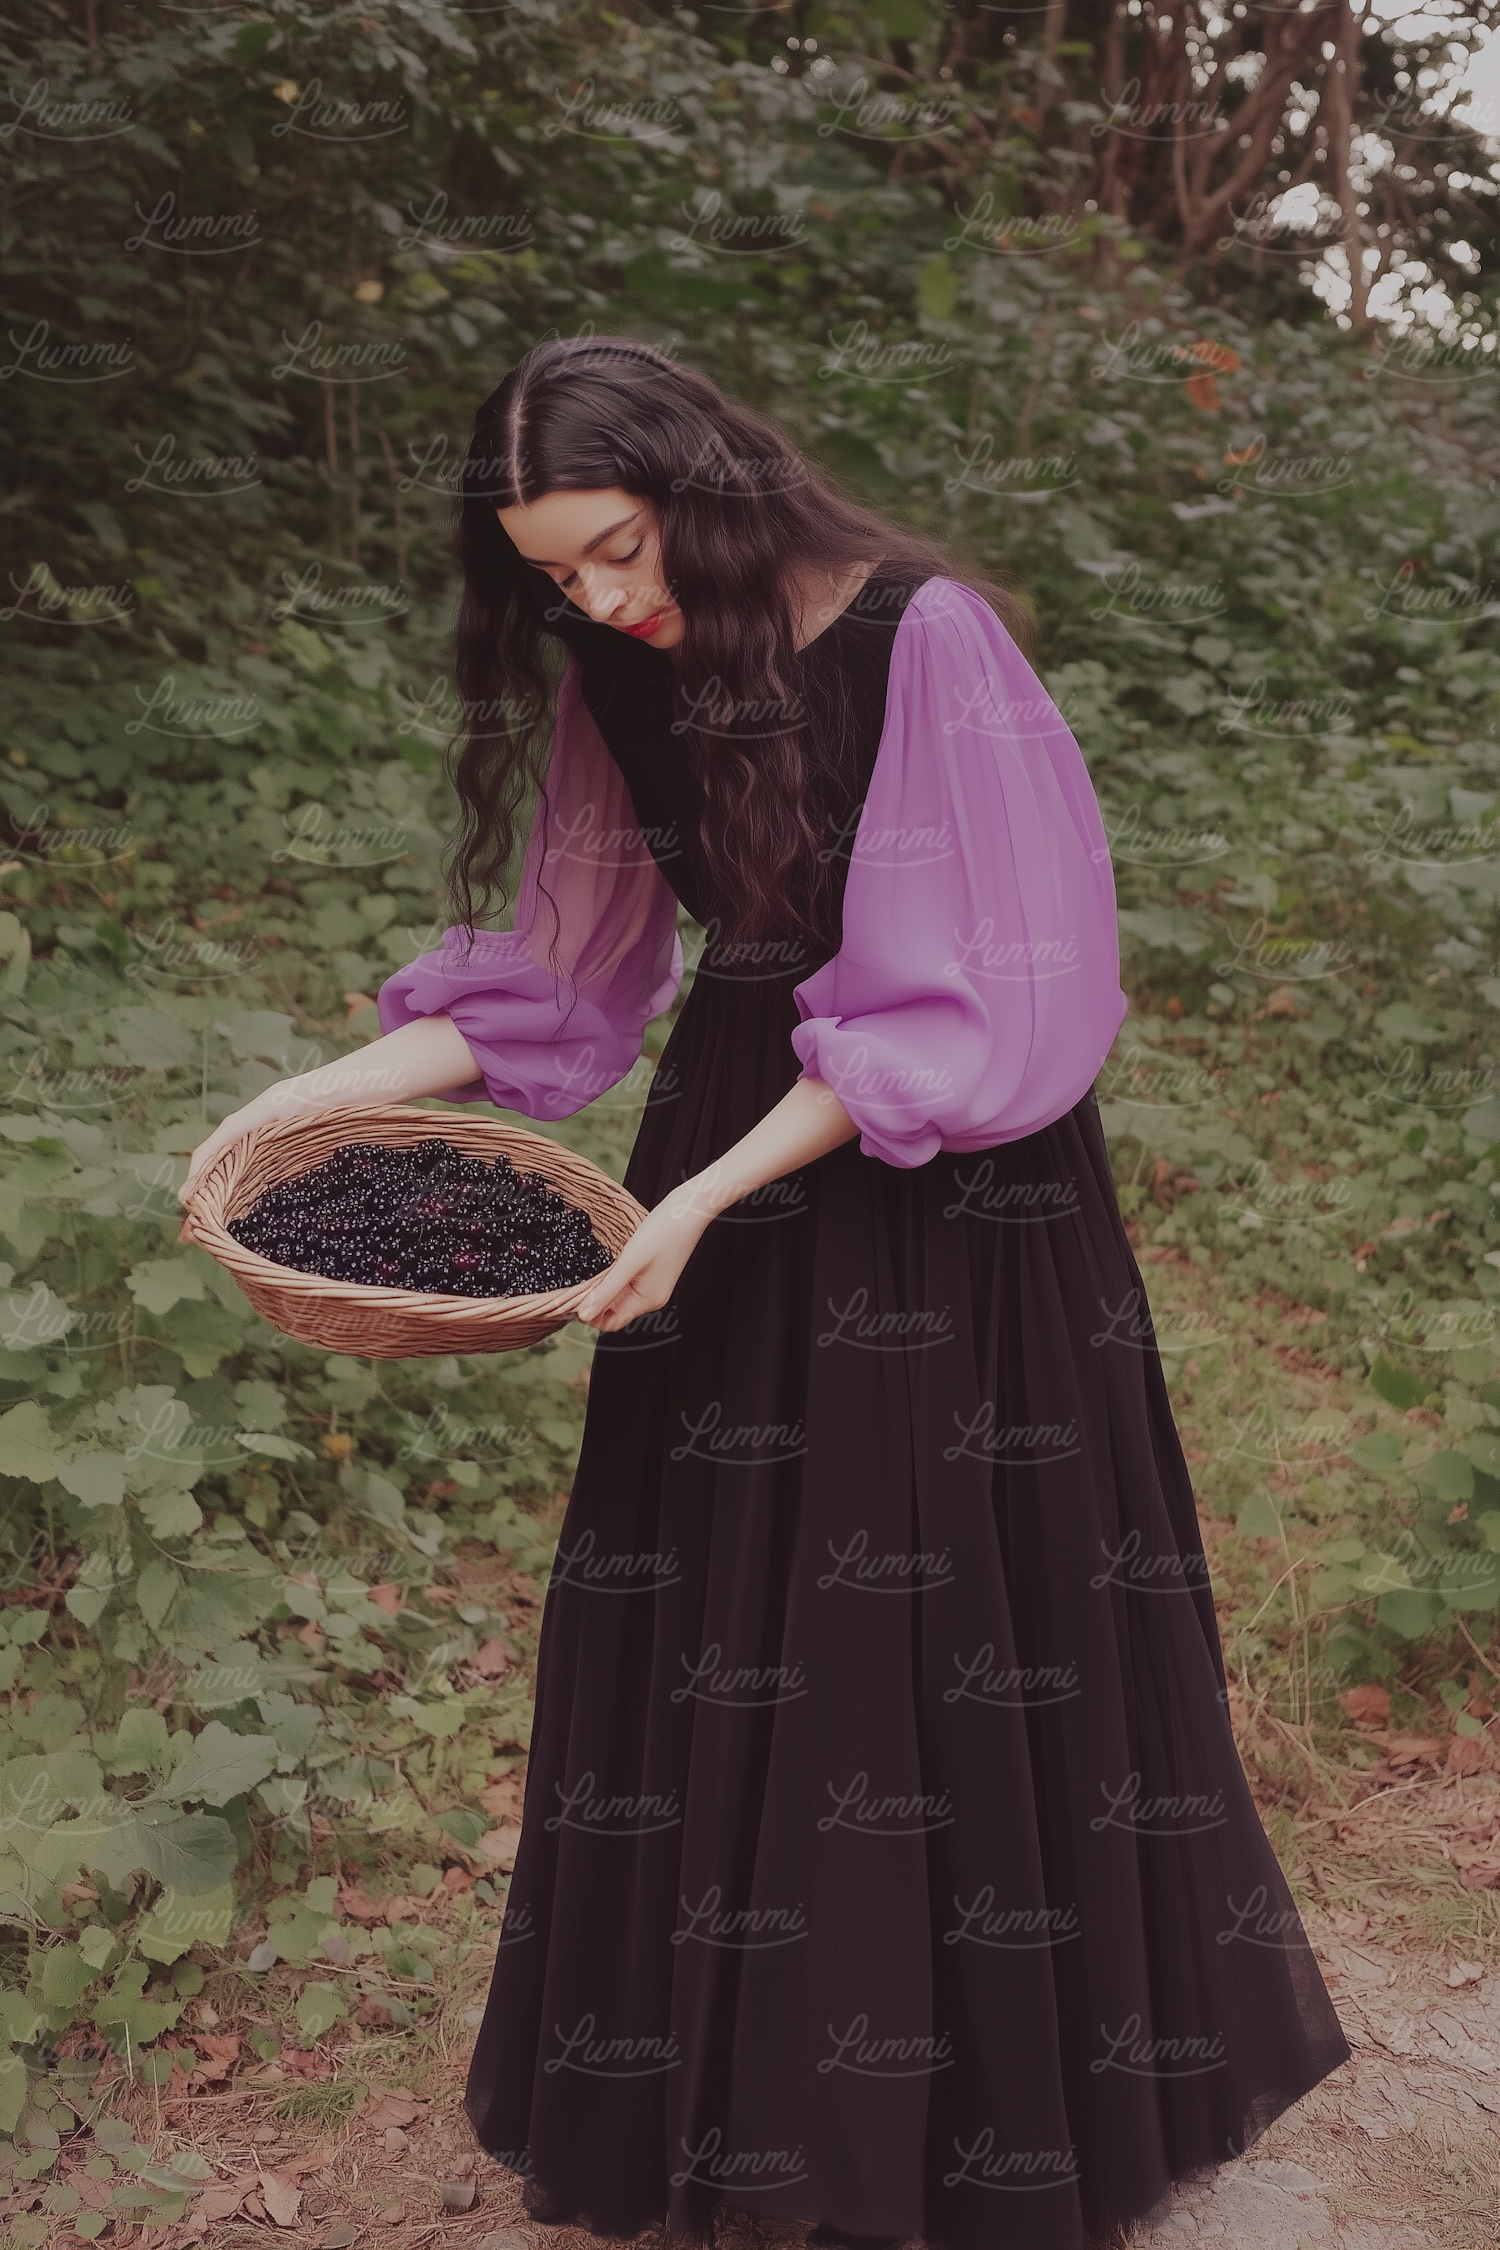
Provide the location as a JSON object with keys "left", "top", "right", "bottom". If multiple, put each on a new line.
{"left": 619, "top": 611, "right": 664, "bottom": 639}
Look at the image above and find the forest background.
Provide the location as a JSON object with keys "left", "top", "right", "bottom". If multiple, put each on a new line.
{"left": 0, "top": 0, "right": 1499, "bottom": 2231}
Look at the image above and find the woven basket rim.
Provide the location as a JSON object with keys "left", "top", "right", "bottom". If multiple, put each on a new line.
{"left": 180, "top": 1103, "right": 642, "bottom": 1323}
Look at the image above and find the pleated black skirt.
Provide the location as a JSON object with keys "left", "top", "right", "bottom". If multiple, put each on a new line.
{"left": 464, "top": 963, "right": 1350, "bottom": 2250}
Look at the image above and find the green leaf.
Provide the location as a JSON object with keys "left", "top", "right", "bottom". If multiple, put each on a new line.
{"left": 233, "top": 1377, "right": 287, "bottom": 1430}
{"left": 135, "top": 1562, "right": 178, "bottom": 1633}
{"left": 1461, "top": 1431, "right": 1500, "bottom": 1480}
{"left": 233, "top": 18, "right": 276, "bottom": 63}
{"left": 1355, "top": 1553, "right": 1412, "bottom": 1595}
{"left": 361, "top": 1471, "right": 408, "bottom": 1532}
{"left": 138, "top": 1814, "right": 237, "bottom": 1896}
{"left": 435, "top": 1807, "right": 486, "bottom": 1848}
{"left": 1163, "top": 675, "right": 1212, "bottom": 717}
{"left": 40, "top": 1944, "right": 94, "bottom": 2008}
{"left": 236, "top": 1430, "right": 312, "bottom": 1462}
{"left": 93, "top": 1957, "right": 182, "bottom": 2050}
{"left": 0, "top": 1991, "right": 44, "bottom": 2047}
{"left": 1415, "top": 1450, "right": 1475, "bottom": 1503}
{"left": 1368, "top": 1353, "right": 1436, "bottom": 1409}
{"left": 187, "top": 1643, "right": 272, "bottom": 1709}
{"left": 136, "top": 1882, "right": 235, "bottom": 1964}
{"left": 57, "top": 1451, "right": 129, "bottom": 1508}
{"left": 110, "top": 1010, "right": 195, "bottom": 1070}
{"left": 126, "top": 1261, "right": 207, "bottom": 1317}
{"left": 1116, "top": 906, "right": 1211, "bottom": 958}
{"left": 160, "top": 1722, "right": 278, "bottom": 1807}
{"left": 105, "top": 1708, "right": 170, "bottom": 1774}
{"left": 157, "top": 1298, "right": 248, "bottom": 1378}
{"left": 1438, "top": 1553, "right": 1500, "bottom": 1611}
{"left": 1374, "top": 1001, "right": 1446, "bottom": 1047}
{"left": 0, "top": 1401, "right": 60, "bottom": 1483}
{"left": 916, "top": 255, "right": 956, "bottom": 320}
{"left": 0, "top": 2052, "right": 27, "bottom": 2134}
{"left": 78, "top": 1924, "right": 116, "bottom": 1970}
{"left": 388, "top": 1695, "right": 469, "bottom": 1739}
{"left": 866, "top": 0, "right": 927, "bottom": 38}
{"left": 1235, "top": 1490, "right": 1283, "bottom": 1540}
{"left": 1375, "top": 1588, "right": 1446, "bottom": 1638}
{"left": 295, "top": 1982, "right": 346, "bottom": 2044}
{"left": 1347, "top": 1432, "right": 1405, "bottom": 1475}
{"left": 137, "top": 1487, "right": 204, "bottom": 1540}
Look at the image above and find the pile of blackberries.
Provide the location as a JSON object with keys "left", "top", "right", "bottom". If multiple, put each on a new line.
{"left": 229, "top": 1139, "right": 614, "bottom": 1298}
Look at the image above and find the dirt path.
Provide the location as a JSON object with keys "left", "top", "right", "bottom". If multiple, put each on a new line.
{"left": 1126, "top": 1926, "right": 1500, "bottom": 2249}
{"left": 156, "top": 1921, "right": 1498, "bottom": 2249}
{"left": 18, "top": 1891, "right": 1495, "bottom": 2248}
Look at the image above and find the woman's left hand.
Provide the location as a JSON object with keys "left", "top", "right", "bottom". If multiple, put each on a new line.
{"left": 574, "top": 1186, "right": 712, "bottom": 1333}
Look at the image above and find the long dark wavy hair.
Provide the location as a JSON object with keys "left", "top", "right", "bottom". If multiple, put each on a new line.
{"left": 448, "top": 336, "right": 1032, "bottom": 958}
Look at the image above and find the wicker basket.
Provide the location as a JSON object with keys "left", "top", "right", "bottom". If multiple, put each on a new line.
{"left": 177, "top": 1103, "right": 645, "bottom": 1359}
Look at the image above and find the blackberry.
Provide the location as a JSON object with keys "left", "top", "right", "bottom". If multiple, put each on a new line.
{"left": 228, "top": 1139, "right": 613, "bottom": 1298}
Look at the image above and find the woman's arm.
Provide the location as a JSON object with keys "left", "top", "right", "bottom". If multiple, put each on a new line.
{"left": 575, "top": 1076, "right": 858, "bottom": 1331}
{"left": 177, "top": 1015, "right": 481, "bottom": 1207}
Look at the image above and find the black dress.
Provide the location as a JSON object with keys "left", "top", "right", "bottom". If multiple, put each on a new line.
{"left": 463, "top": 575, "right": 1350, "bottom": 2250}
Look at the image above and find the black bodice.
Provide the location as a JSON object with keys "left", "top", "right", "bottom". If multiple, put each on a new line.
{"left": 547, "top": 571, "right": 932, "bottom": 947}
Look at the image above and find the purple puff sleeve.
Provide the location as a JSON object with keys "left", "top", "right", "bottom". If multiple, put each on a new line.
{"left": 790, "top": 578, "right": 1127, "bottom": 1167}
{"left": 376, "top": 662, "right": 683, "bottom": 1118}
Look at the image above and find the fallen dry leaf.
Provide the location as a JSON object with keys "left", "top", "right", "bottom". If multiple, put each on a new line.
{"left": 1451, "top": 1842, "right": 1500, "bottom": 1890}
{"left": 260, "top": 2173, "right": 302, "bottom": 2229}
{"left": 1372, "top": 1731, "right": 1446, "bottom": 1767}
{"left": 367, "top": 1581, "right": 402, "bottom": 1618}
{"left": 1341, "top": 1682, "right": 1391, "bottom": 1730}
{"left": 364, "top": 2094, "right": 424, "bottom": 2131}
{"left": 472, "top": 1637, "right": 513, "bottom": 1677}
{"left": 189, "top": 2031, "right": 242, "bottom": 2083}
{"left": 283, "top": 2146, "right": 338, "bottom": 2176}
{"left": 336, "top": 1884, "right": 386, "bottom": 1924}
{"left": 480, "top": 1777, "right": 525, "bottom": 1822}
{"left": 195, "top": 2187, "right": 247, "bottom": 2222}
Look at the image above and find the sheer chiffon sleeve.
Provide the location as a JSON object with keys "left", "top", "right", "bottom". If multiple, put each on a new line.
{"left": 376, "top": 663, "right": 683, "bottom": 1119}
{"left": 790, "top": 577, "right": 1127, "bottom": 1168}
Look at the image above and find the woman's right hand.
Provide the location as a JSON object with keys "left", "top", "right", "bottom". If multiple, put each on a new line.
{"left": 178, "top": 1091, "right": 278, "bottom": 1211}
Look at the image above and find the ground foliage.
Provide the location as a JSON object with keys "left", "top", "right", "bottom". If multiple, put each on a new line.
{"left": 0, "top": 0, "right": 1499, "bottom": 2199}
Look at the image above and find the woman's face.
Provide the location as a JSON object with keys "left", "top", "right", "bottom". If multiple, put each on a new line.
{"left": 498, "top": 486, "right": 684, "bottom": 649}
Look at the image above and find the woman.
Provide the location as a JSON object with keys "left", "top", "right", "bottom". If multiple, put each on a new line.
{"left": 181, "top": 340, "right": 1349, "bottom": 2250}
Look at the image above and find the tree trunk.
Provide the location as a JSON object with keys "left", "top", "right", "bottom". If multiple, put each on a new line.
{"left": 1324, "top": 0, "right": 1369, "bottom": 328}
